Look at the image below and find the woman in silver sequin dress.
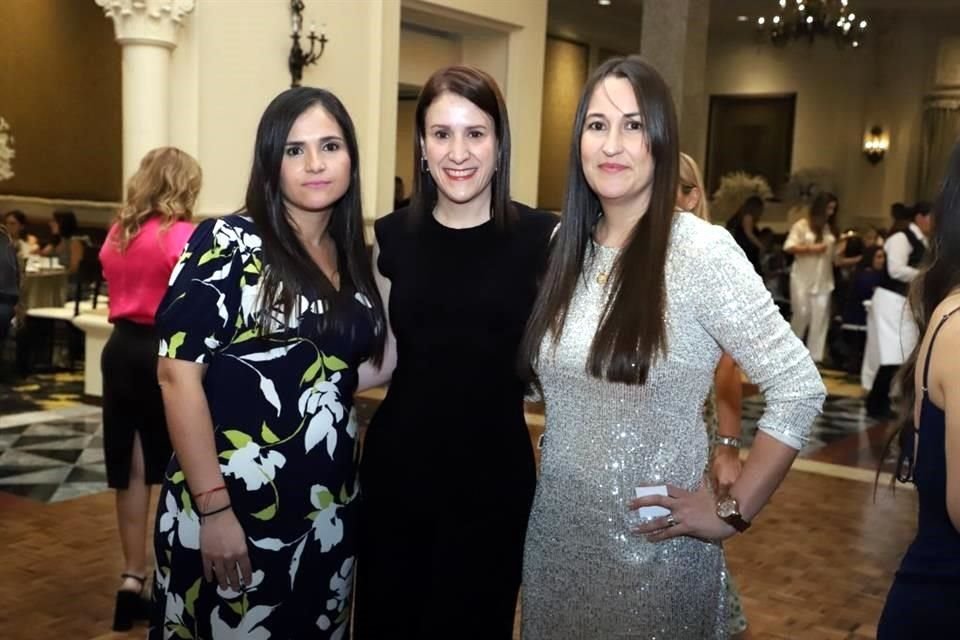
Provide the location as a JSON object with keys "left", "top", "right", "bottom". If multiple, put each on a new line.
{"left": 518, "top": 56, "right": 825, "bottom": 639}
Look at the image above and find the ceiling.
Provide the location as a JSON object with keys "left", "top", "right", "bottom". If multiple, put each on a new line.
{"left": 547, "top": 0, "right": 960, "bottom": 50}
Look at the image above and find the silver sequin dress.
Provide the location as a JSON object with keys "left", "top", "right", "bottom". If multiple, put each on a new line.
{"left": 522, "top": 212, "right": 825, "bottom": 639}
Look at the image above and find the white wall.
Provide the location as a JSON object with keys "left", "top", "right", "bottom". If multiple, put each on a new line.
{"left": 169, "top": 0, "right": 401, "bottom": 231}
{"left": 407, "top": 0, "right": 549, "bottom": 207}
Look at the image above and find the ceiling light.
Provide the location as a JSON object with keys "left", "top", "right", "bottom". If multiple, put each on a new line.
{"left": 598, "top": 0, "right": 612, "bottom": 5}
{"left": 737, "top": 15, "right": 749, "bottom": 22}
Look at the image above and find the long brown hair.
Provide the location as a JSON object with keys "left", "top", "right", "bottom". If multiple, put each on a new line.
{"left": 881, "top": 140, "right": 960, "bottom": 485}
{"left": 114, "top": 147, "right": 201, "bottom": 252}
{"left": 519, "top": 55, "right": 679, "bottom": 385}
{"left": 808, "top": 192, "right": 838, "bottom": 242}
{"left": 410, "top": 65, "right": 515, "bottom": 228}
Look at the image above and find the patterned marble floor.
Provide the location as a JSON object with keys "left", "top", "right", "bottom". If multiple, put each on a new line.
{"left": 0, "top": 405, "right": 107, "bottom": 502}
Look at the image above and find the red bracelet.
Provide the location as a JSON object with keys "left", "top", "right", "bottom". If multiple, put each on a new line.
{"left": 193, "top": 485, "right": 226, "bottom": 501}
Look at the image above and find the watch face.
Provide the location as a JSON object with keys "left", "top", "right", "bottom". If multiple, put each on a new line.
{"left": 718, "top": 498, "right": 738, "bottom": 519}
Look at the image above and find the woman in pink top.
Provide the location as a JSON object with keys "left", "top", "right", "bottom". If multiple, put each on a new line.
{"left": 98, "top": 147, "right": 200, "bottom": 631}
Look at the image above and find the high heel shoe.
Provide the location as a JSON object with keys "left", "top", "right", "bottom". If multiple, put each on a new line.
{"left": 112, "top": 573, "right": 150, "bottom": 632}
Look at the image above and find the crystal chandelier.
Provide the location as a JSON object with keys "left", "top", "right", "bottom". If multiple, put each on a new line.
{"left": 757, "top": 0, "right": 868, "bottom": 48}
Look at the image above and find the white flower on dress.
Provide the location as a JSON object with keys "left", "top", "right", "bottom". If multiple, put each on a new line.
{"left": 211, "top": 604, "right": 274, "bottom": 640}
{"left": 309, "top": 484, "right": 344, "bottom": 552}
{"left": 162, "top": 592, "right": 187, "bottom": 640}
{"left": 216, "top": 569, "right": 265, "bottom": 600}
{"left": 158, "top": 490, "right": 200, "bottom": 550}
{"left": 221, "top": 442, "right": 286, "bottom": 492}
{"left": 298, "top": 372, "right": 344, "bottom": 456}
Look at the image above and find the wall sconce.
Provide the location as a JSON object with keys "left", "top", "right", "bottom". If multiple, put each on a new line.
{"left": 863, "top": 125, "right": 889, "bottom": 164}
{"left": 289, "top": 0, "right": 328, "bottom": 88}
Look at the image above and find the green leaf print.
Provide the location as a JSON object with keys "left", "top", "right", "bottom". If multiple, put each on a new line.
{"left": 169, "top": 623, "right": 193, "bottom": 639}
{"left": 170, "top": 470, "right": 184, "bottom": 484}
{"left": 233, "top": 328, "right": 259, "bottom": 344}
{"left": 228, "top": 600, "right": 244, "bottom": 615}
{"left": 339, "top": 484, "right": 350, "bottom": 503}
{"left": 322, "top": 354, "right": 348, "bottom": 372}
{"left": 261, "top": 422, "right": 279, "bottom": 444}
{"left": 181, "top": 487, "right": 193, "bottom": 516}
{"left": 301, "top": 356, "right": 323, "bottom": 384}
{"left": 336, "top": 606, "right": 350, "bottom": 624}
{"left": 313, "top": 486, "right": 334, "bottom": 510}
{"left": 219, "top": 450, "right": 235, "bottom": 460}
{"left": 306, "top": 510, "right": 320, "bottom": 521}
{"left": 197, "top": 246, "right": 223, "bottom": 266}
{"left": 224, "top": 430, "right": 252, "bottom": 448}
{"left": 251, "top": 503, "right": 277, "bottom": 521}
{"left": 243, "top": 260, "right": 260, "bottom": 274}
{"left": 167, "top": 332, "right": 186, "bottom": 358}
{"left": 184, "top": 577, "right": 202, "bottom": 617}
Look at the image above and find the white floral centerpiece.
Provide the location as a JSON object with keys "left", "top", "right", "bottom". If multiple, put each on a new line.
{"left": 710, "top": 171, "right": 773, "bottom": 222}
{"left": 0, "top": 117, "right": 14, "bottom": 181}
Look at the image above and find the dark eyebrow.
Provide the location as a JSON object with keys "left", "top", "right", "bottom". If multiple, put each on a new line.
{"left": 585, "top": 112, "right": 643, "bottom": 119}
{"left": 284, "top": 136, "right": 344, "bottom": 145}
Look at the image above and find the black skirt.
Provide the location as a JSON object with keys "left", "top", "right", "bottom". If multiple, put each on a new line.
{"left": 101, "top": 319, "right": 171, "bottom": 488}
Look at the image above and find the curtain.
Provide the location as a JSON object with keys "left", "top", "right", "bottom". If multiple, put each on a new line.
{"left": 917, "top": 102, "right": 960, "bottom": 201}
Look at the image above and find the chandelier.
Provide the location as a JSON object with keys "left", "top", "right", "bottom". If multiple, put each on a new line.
{"left": 756, "top": 0, "right": 868, "bottom": 48}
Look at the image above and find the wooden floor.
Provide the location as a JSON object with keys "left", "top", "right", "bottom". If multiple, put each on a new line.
{"left": 0, "top": 459, "right": 917, "bottom": 639}
{"left": 0, "top": 371, "right": 920, "bottom": 639}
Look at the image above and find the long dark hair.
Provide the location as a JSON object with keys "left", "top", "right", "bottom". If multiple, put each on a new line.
{"left": 882, "top": 140, "right": 960, "bottom": 485}
{"left": 245, "top": 87, "right": 385, "bottom": 364}
{"left": 410, "top": 65, "right": 515, "bottom": 228}
{"left": 519, "top": 55, "right": 679, "bottom": 385}
{"left": 808, "top": 192, "right": 838, "bottom": 241}
{"left": 726, "top": 195, "right": 764, "bottom": 230}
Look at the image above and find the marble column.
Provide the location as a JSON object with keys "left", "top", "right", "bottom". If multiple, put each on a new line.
{"left": 640, "top": 0, "right": 710, "bottom": 166}
{"left": 95, "top": 0, "right": 195, "bottom": 184}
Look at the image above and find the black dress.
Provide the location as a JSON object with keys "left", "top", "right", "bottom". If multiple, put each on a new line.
{"left": 354, "top": 203, "right": 557, "bottom": 639}
{"left": 878, "top": 307, "right": 960, "bottom": 638}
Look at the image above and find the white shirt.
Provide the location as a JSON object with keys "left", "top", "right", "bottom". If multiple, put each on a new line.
{"left": 884, "top": 222, "right": 928, "bottom": 284}
{"left": 783, "top": 217, "right": 836, "bottom": 294}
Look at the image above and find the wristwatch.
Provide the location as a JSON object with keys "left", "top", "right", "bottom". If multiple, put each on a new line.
{"left": 714, "top": 435, "right": 742, "bottom": 449}
{"left": 716, "top": 495, "right": 751, "bottom": 533}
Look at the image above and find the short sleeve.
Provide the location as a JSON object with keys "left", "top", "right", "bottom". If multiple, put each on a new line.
{"left": 693, "top": 224, "right": 825, "bottom": 449}
{"left": 155, "top": 217, "right": 245, "bottom": 364}
{"left": 783, "top": 219, "right": 805, "bottom": 252}
{"left": 164, "top": 221, "right": 196, "bottom": 271}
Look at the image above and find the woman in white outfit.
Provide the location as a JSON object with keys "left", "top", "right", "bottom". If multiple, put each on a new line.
{"left": 784, "top": 192, "right": 838, "bottom": 363}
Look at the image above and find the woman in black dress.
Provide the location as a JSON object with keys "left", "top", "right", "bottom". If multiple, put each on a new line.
{"left": 878, "top": 140, "right": 960, "bottom": 638}
{"left": 725, "top": 195, "right": 765, "bottom": 274}
{"left": 150, "top": 87, "right": 386, "bottom": 639}
{"left": 354, "top": 66, "right": 557, "bottom": 638}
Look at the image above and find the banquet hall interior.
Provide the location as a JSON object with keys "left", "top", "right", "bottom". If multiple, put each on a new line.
{"left": 2, "top": 0, "right": 960, "bottom": 638}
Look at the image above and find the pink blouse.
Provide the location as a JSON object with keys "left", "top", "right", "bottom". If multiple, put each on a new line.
{"left": 100, "top": 217, "right": 195, "bottom": 325}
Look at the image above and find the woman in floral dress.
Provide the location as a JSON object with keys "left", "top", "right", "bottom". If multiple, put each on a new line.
{"left": 149, "top": 87, "right": 387, "bottom": 640}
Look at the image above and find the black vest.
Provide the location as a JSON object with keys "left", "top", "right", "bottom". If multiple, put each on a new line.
{"left": 878, "top": 227, "right": 926, "bottom": 296}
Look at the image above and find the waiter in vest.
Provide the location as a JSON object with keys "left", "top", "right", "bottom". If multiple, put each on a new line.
{"left": 863, "top": 202, "right": 931, "bottom": 418}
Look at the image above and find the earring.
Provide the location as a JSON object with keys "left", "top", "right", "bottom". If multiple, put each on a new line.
{"left": 420, "top": 157, "right": 429, "bottom": 173}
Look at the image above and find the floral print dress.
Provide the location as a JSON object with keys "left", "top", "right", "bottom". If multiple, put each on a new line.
{"left": 149, "top": 215, "right": 375, "bottom": 640}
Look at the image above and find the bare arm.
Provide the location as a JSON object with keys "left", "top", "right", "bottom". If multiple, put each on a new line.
{"left": 927, "top": 305, "right": 960, "bottom": 531}
{"left": 356, "top": 240, "right": 397, "bottom": 392}
{"left": 157, "top": 357, "right": 252, "bottom": 590}
{"left": 68, "top": 238, "right": 84, "bottom": 274}
{"left": 157, "top": 358, "right": 223, "bottom": 496}
{"left": 711, "top": 353, "right": 744, "bottom": 492}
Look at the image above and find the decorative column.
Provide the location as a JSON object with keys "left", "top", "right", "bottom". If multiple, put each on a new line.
{"left": 95, "top": 0, "right": 195, "bottom": 184}
{"left": 640, "top": 0, "right": 710, "bottom": 165}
